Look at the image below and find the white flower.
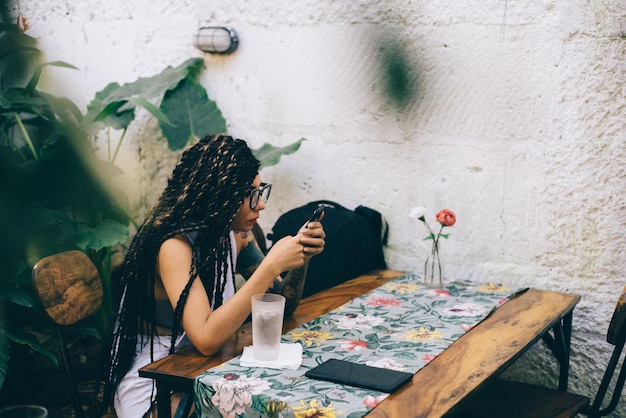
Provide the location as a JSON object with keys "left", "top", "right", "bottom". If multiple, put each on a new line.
{"left": 409, "top": 206, "right": 426, "bottom": 220}
{"left": 211, "top": 375, "right": 270, "bottom": 418}
{"left": 366, "top": 357, "right": 407, "bottom": 371}
{"left": 336, "top": 314, "right": 385, "bottom": 330}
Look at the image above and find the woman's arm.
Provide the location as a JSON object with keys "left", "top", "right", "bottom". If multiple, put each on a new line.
{"left": 237, "top": 220, "right": 325, "bottom": 316}
{"left": 276, "top": 264, "right": 308, "bottom": 316}
{"left": 158, "top": 232, "right": 308, "bottom": 356}
{"left": 279, "top": 219, "right": 325, "bottom": 314}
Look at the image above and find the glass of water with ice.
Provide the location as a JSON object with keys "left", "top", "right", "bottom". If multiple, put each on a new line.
{"left": 251, "top": 293, "right": 286, "bottom": 361}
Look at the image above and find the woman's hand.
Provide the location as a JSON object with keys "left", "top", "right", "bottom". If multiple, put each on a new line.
{"left": 262, "top": 218, "right": 325, "bottom": 274}
{"left": 299, "top": 218, "right": 326, "bottom": 257}
{"left": 262, "top": 234, "right": 308, "bottom": 274}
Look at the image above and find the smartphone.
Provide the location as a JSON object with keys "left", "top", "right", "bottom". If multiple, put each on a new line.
{"left": 306, "top": 206, "right": 325, "bottom": 227}
{"left": 305, "top": 358, "right": 413, "bottom": 393}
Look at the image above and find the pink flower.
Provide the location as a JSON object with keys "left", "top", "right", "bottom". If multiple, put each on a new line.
{"left": 338, "top": 339, "right": 368, "bottom": 351}
{"left": 461, "top": 324, "right": 473, "bottom": 332}
{"left": 426, "top": 288, "right": 450, "bottom": 297}
{"left": 363, "top": 394, "right": 389, "bottom": 407}
{"left": 436, "top": 209, "right": 456, "bottom": 227}
{"left": 410, "top": 206, "right": 457, "bottom": 250}
{"left": 422, "top": 353, "right": 438, "bottom": 363}
{"left": 368, "top": 296, "right": 402, "bottom": 306}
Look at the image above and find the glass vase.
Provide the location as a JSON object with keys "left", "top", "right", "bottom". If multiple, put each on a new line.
{"left": 424, "top": 242, "right": 443, "bottom": 288}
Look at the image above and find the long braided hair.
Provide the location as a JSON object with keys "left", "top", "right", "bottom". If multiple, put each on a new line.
{"left": 102, "top": 134, "right": 260, "bottom": 409}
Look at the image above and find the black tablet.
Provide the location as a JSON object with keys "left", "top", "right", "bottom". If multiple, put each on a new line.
{"left": 305, "top": 359, "right": 413, "bottom": 393}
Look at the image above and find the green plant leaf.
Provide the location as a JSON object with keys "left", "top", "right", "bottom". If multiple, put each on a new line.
{"left": 0, "top": 23, "right": 21, "bottom": 31}
{"left": 76, "top": 326, "right": 101, "bottom": 341}
{"left": 89, "top": 98, "right": 135, "bottom": 130}
{"left": 25, "top": 61, "right": 78, "bottom": 94}
{"left": 0, "top": 89, "right": 49, "bottom": 111}
{"left": 0, "top": 329, "right": 8, "bottom": 390}
{"left": 5, "top": 328, "right": 58, "bottom": 367}
{"left": 74, "top": 219, "right": 130, "bottom": 251}
{"left": 0, "top": 286, "right": 37, "bottom": 307}
{"left": 159, "top": 78, "right": 226, "bottom": 150}
{"left": 252, "top": 138, "right": 305, "bottom": 169}
{"left": 40, "top": 92, "right": 84, "bottom": 127}
{"left": 0, "top": 91, "right": 10, "bottom": 108}
{"left": 127, "top": 96, "right": 174, "bottom": 127}
{"left": 83, "top": 58, "right": 203, "bottom": 130}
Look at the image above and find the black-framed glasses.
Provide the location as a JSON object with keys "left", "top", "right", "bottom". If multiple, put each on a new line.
{"left": 249, "top": 183, "right": 271, "bottom": 209}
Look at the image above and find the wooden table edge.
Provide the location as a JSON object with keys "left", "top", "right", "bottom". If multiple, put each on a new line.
{"left": 366, "top": 287, "right": 582, "bottom": 417}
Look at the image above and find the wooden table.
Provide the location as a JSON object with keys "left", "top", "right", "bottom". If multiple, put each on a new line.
{"left": 139, "top": 270, "right": 581, "bottom": 417}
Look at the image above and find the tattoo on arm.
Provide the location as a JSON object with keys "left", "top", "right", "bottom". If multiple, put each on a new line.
{"left": 237, "top": 240, "right": 264, "bottom": 281}
{"left": 279, "top": 262, "right": 309, "bottom": 316}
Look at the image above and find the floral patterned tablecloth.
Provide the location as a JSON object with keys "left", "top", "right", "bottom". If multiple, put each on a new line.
{"left": 194, "top": 272, "right": 524, "bottom": 418}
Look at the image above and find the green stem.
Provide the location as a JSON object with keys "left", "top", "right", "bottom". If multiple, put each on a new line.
{"left": 430, "top": 242, "right": 436, "bottom": 280}
{"left": 435, "top": 240, "right": 442, "bottom": 284}
{"left": 0, "top": 126, "right": 28, "bottom": 161}
{"left": 106, "top": 128, "right": 111, "bottom": 161}
{"left": 111, "top": 128, "right": 127, "bottom": 164}
{"left": 434, "top": 224, "right": 444, "bottom": 284}
{"left": 421, "top": 217, "right": 436, "bottom": 242}
{"left": 424, "top": 223, "right": 445, "bottom": 286}
{"left": 14, "top": 114, "right": 38, "bottom": 160}
{"left": 99, "top": 247, "right": 114, "bottom": 335}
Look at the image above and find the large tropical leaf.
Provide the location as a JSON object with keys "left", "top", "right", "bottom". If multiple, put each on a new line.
{"left": 88, "top": 96, "right": 135, "bottom": 130}
{"left": 74, "top": 219, "right": 130, "bottom": 251}
{"left": 253, "top": 138, "right": 305, "bottom": 169}
{"left": 159, "top": 78, "right": 227, "bottom": 150}
{"left": 127, "top": 96, "right": 174, "bottom": 128}
{"left": 83, "top": 57, "right": 204, "bottom": 130}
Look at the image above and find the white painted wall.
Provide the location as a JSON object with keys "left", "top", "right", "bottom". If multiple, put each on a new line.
{"left": 18, "top": 0, "right": 626, "bottom": 414}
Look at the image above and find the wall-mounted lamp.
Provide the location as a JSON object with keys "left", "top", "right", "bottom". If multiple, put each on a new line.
{"left": 195, "top": 26, "right": 239, "bottom": 54}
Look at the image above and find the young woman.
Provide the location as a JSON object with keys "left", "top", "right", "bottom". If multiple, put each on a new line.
{"left": 102, "top": 134, "right": 325, "bottom": 417}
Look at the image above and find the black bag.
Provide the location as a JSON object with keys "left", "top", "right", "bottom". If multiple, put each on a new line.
{"left": 267, "top": 200, "right": 388, "bottom": 298}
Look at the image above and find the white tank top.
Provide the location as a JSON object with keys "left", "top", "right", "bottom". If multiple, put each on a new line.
{"left": 214, "top": 230, "right": 237, "bottom": 308}
{"left": 186, "top": 230, "right": 237, "bottom": 309}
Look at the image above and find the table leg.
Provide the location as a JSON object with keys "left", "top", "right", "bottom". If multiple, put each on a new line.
{"left": 558, "top": 312, "right": 574, "bottom": 390}
{"left": 156, "top": 382, "right": 172, "bottom": 418}
{"left": 174, "top": 393, "right": 193, "bottom": 418}
{"left": 541, "top": 311, "right": 574, "bottom": 390}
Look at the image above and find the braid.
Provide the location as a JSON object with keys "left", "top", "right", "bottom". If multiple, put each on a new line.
{"left": 102, "top": 134, "right": 260, "bottom": 409}
{"left": 169, "top": 249, "right": 198, "bottom": 354}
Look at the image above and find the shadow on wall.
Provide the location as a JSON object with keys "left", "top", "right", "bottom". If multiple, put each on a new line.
{"left": 376, "top": 32, "right": 420, "bottom": 112}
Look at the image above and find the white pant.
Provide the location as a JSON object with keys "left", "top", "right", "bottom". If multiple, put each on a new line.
{"left": 114, "top": 334, "right": 188, "bottom": 418}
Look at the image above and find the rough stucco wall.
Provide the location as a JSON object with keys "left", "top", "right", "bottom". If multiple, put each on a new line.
{"left": 18, "top": 0, "right": 626, "bottom": 415}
